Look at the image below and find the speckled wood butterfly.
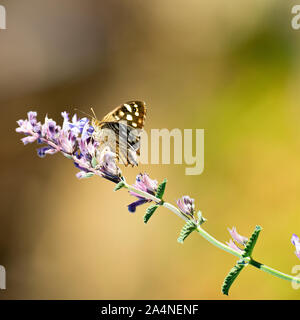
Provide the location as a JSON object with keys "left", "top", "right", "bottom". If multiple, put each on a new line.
{"left": 90, "top": 101, "right": 146, "bottom": 166}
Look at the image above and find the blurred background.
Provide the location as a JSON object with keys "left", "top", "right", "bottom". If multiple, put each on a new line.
{"left": 1, "top": 0, "right": 300, "bottom": 299}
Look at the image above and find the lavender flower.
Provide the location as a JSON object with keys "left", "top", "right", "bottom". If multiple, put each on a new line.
{"left": 176, "top": 195, "right": 206, "bottom": 225}
{"left": 128, "top": 173, "right": 158, "bottom": 213}
{"left": 16, "top": 111, "right": 40, "bottom": 143}
{"left": 226, "top": 227, "right": 248, "bottom": 254}
{"left": 61, "top": 112, "right": 90, "bottom": 135}
{"left": 226, "top": 239, "right": 244, "bottom": 255}
{"left": 291, "top": 234, "right": 300, "bottom": 260}
{"left": 96, "top": 146, "right": 122, "bottom": 183}
{"left": 37, "top": 146, "right": 58, "bottom": 158}
{"left": 177, "top": 196, "right": 195, "bottom": 217}
{"left": 228, "top": 227, "right": 248, "bottom": 246}
{"left": 16, "top": 111, "right": 121, "bottom": 183}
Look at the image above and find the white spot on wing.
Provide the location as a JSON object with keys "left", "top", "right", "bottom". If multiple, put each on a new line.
{"left": 132, "top": 122, "right": 137, "bottom": 127}
{"left": 124, "top": 104, "right": 132, "bottom": 112}
{"left": 126, "top": 114, "right": 133, "bottom": 121}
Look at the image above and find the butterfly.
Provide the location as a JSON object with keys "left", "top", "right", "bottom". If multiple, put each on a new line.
{"left": 83, "top": 101, "right": 146, "bottom": 167}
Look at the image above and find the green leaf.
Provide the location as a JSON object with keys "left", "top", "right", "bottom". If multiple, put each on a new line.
{"left": 114, "top": 181, "right": 125, "bottom": 191}
{"left": 242, "top": 225, "right": 262, "bottom": 257}
{"left": 144, "top": 204, "right": 159, "bottom": 224}
{"left": 91, "top": 156, "right": 98, "bottom": 168}
{"left": 63, "top": 153, "right": 73, "bottom": 160}
{"left": 81, "top": 172, "right": 94, "bottom": 179}
{"left": 155, "top": 179, "right": 167, "bottom": 200}
{"left": 196, "top": 210, "right": 206, "bottom": 226}
{"left": 222, "top": 260, "right": 245, "bottom": 295}
{"left": 177, "top": 220, "right": 197, "bottom": 244}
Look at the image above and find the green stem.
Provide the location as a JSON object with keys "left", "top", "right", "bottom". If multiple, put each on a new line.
{"left": 196, "top": 226, "right": 243, "bottom": 259}
{"left": 124, "top": 181, "right": 300, "bottom": 285}
{"left": 162, "top": 202, "right": 190, "bottom": 222}
{"left": 249, "top": 259, "right": 300, "bottom": 284}
{"left": 124, "top": 182, "right": 162, "bottom": 204}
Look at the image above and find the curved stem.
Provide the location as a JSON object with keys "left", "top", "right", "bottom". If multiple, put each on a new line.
{"left": 124, "top": 181, "right": 300, "bottom": 285}
{"left": 196, "top": 226, "right": 243, "bottom": 259}
{"left": 162, "top": 202, "right": 189, "bottom": 222}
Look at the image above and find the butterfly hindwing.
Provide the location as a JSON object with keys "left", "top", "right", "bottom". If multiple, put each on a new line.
{"left": 99, "top": 122, "right": 141, "bottom": 166}
{"left": 92, "top": 101, "right": 146, "bottom": 166}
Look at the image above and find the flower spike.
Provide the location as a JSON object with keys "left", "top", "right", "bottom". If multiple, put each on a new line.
{"left": 16, "top": 111, "right": 121, "bottom": 183}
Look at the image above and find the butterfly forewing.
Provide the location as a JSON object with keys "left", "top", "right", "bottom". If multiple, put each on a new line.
{"left": 101, "top": 101, "right": 146, "bottom": 129}
{"left": 92, "top": 101, "right": 146, "bottom": 166}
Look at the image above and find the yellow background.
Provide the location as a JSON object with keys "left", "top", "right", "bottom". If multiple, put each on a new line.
{"left": 1, "top": 0, "right": 300, "bottom": 299}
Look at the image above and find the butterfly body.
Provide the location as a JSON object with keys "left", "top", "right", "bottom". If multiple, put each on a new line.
{"left": 91, "top": 101, "right": 146, "bottom": 166}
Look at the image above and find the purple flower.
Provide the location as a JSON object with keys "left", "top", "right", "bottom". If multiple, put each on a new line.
{"left": 61, "top": 112, "right": 91, "bottom": 136}
{"left": 291, "top": 234, "right": 300, "bottom": 260}
{"left": 81, "top": 121, "right": 94, "bottom": 141}
{"left": 78, "top": 136, "right": 96, "bottom": 160}
{"left": 176, "top": 196, "right": 206, "bottom": 225}
{"left": 59, "top": 130, "right": 77, "bottom": 154}
{"left": 41, "top": 116, "right": 60, "bottom": 141}
{"left": 96, "top": 146, "right": 122, "bottom": 183}
{"left": 177, "top": 196, "right": 195, "bottom": 217}
{"left": 16, "top": 111, "right": 123, "bottom": 182}
{"left": 128, "top": 173, "right": 158, "bottom": 213}
{"left": 128, "top": 199, "right": 149, "bottom": 213}
{"left": 17, "top": 112, "right": 76, "bottom": 157}
{"left": 228, "top": 227, "right": 248, "bottom": 246}
{"left": 75, "top": 146, "right": 122, "bottom": 182}
{"left": 16, "top": 112, "right": 41, "bottom": 141}
{"left": 21, "top": 135, "right": 38, "bottom": 145}
{"left": 226, "top": 239, "right": 244, "bottom": 255}
{"left": 28, "top": 111, "right": 37, "bottom": 123}
{"left": 227, "top": 227, "right": 248, "bottom": 254}
{"left": 37, "top": 147, "right": 58, "bottom": 158}
{"left": 131, "top": 173, "right": 158, "bottom": 196}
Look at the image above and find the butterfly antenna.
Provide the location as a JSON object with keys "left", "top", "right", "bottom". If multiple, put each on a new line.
{"left": 74, "top": 108, "right": 93, "bottom": 119}
{"left": 90, "top": 107, "right": 97, "bottom": 119}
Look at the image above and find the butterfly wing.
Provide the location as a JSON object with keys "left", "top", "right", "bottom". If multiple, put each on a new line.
{"left": 94, "top": 101, "right": 146, "bottom": 166}
{"left": 101, "top": 101, "right": 146, "bottom": 129}
{"left": 99, "top": 122, "right": 140, "bottom": 166}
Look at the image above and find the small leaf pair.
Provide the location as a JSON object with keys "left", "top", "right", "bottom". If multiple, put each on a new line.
{"left": 222, "top": 226, "right": 262, "bottom": 295}
{"left": 177, "top": 211, "right": 206, "bottom": 244}
{"left": 143, "top": 179, "right": 167, "bottom": 223}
